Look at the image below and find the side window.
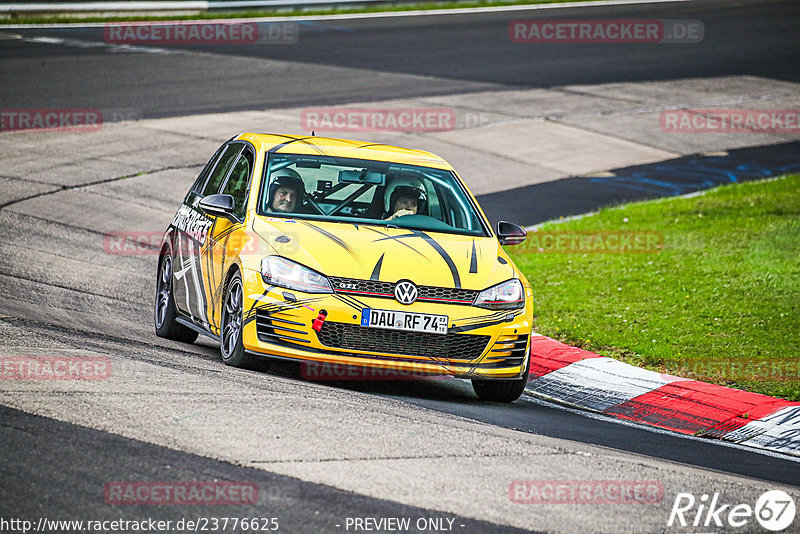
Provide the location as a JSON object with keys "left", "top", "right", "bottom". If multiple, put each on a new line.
{"left": 426, "top": 182, "right": 442, "bottom": 221}
{"left": 186, "top": 144, "right": 225, "bottom": 201}
{"left": 221, "top": 147, "right": 255, "bottom": 219}
{"left": 201, "top": 143, "right": 242, "bottom": 197}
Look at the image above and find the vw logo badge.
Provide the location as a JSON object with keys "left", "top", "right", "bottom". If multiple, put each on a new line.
{"left": 394, "top": 280, "right": 418, "bottom": 305}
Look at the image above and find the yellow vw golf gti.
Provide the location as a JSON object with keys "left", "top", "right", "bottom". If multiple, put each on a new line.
{"left": 155, "top": 133, "right": 533, "bottom": 402}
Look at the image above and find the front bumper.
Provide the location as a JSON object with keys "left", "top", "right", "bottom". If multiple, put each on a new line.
{"left": 239, "top": 269, "right": 532, "bottom": 379}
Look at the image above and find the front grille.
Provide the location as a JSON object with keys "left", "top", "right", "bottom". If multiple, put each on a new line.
{"left": 329, "top": 277, "right": 478, "bottom": 305}
{"left": 316, "top": 321, "right": 490, "bottom": 361}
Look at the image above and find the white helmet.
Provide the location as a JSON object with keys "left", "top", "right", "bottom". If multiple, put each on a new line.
{"left": 384, "top": 176, "right": 427, "bottom": 213}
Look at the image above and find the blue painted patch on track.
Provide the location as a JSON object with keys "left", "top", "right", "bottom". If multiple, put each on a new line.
{"left": 477, "top": 141, "right": 800, "bottom": 226}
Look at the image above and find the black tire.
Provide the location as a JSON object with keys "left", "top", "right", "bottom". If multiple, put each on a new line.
{"left": 471, "top": 352, "right": 531, "bottom": 403}
{"left": 220, "top": 270, "right": 254, "bottom": 368}
{"left": 155, "top": 252, "right": 199, "bottom": 343}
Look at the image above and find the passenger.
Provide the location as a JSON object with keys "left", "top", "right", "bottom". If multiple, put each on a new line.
{"left": 384, "top": 177, "right": 427, "bottom": 220}
{"left": 267, "top": 169, "right": 306, "bottom": 213}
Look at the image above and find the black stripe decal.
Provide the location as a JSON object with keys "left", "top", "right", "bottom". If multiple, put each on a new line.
{"left": 469, "top": 240, "right": 478, "bottom": 274}
{"left": 355, "top": 143, "right": 390, "bottom": 150}
{"left": 364, "top": 227, "right": 430, "bottom": 260}
{"left": 299, "top": 220, "right": 363, "bottom": 267}
{"left": 243, "top": 296, "right": 325, "bottom": 324}
{"left": 370, "top": 254, "right": 384, "bottom": 281}
{"left": 412, "top": 230, "right": 461, "bottom": 288}
{"left": 214, "top": 223, "right": 241, "bottom": 242}
{"left": 247, "top": 286, "right": 274, "bottom": 317}
{"left": 450, "top": 317, "right": 508, "bottom": 333}
{"left": 202, "top": 221, "right": 217, "bottom": 328}
{"left": 333, "top": 294, "right": 364, "bottom": 312}
{"left": 347, "top": 294, "right": 370, "bottom": 308}
{"left": 458, "top": 311, "right": 508, "bottom": 326}
{"left": 267, "top": 136, "right": 315, "bottom": 154}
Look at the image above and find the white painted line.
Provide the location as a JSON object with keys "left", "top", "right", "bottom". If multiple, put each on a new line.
{"left": 0, "top": 0, "right": 695, "bottom": 29}
{"left": 17, "top": 33, "right": 175, "bottom": 53}
{"left": 1, "top": 1, "right": 209, "bottom": 12}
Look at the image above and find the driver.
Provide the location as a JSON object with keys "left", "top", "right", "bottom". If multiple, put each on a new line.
{"left": 384, "top": 177, "right": 427, "bottom": 220}
{"left": 267, "top": 169, "right": 306, "bottom": 213}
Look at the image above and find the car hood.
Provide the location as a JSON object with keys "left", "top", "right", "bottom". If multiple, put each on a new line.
{"left": 252, "top": 216, "right": 517, "bottom": 290}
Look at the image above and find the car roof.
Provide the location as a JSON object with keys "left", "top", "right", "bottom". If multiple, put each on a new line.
{"left": 236, "top": 133, "right": 454, "bottom": 171}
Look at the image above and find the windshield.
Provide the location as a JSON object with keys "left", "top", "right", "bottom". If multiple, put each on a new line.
{"left": 259, "top": 153, "right": 489, "bottom": 237}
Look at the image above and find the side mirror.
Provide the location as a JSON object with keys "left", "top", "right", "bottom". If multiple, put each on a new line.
{"left": 199, "top": 194, "right": 236, "bottom": 220}
{"left": 497, "top": 221, "right": 527, "bottom": 246}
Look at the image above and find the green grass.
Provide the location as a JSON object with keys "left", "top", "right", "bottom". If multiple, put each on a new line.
{"left": 509, "top": 174, "right": 800, "bottom": 401}
{"left": 1, "top": 0, "right": 608, "bottom": 24}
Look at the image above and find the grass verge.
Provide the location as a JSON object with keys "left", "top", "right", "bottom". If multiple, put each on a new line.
{"left": 1, "top": 0, "right": 608, "bottom": 25}
{"left": 509, "top": 174, "right": 800, "bottom": 401}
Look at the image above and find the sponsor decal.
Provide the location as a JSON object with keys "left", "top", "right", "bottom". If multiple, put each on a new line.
{"left": 171, "top": 205, "right": 214, "bottom": 243}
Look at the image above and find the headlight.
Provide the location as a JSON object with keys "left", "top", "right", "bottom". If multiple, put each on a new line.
{"left": 260, "top": 256, "right": 332, "bottom": 294}
{"left": 474, "top": 279, "right": 525, "bottom": 310}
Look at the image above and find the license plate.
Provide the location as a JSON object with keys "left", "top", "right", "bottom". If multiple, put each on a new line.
{"left": 360, "top": 308, "right": 448, "bottom": 335}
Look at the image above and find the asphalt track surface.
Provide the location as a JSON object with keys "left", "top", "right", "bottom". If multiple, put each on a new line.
{"left": 2, "top": 1, "right": 800, "bottom": 532}
{"left": 1, "top": 0, "right": 799, "bottom": 117}
{"left": 0, "top": 404, "right": 533, "bottom": 534}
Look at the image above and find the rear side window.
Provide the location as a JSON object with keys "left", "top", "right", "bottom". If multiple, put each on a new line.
{"left": 187, "top": 144, "right": 225, "bottom": 199}
{"left": 201, "top": 144, "right": 242, "bottom": 197}
{"left": 221, "top": 147, "right": 255, "bottom": 219}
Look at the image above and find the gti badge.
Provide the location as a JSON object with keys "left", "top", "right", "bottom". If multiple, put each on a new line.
{"left": 394, "top": 280, "right": 418, "bottom": 305}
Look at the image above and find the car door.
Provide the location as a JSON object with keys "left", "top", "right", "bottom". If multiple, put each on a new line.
{"left": 172, "top": 141, "right": 243, "bottom": 327}
{"left": 203, "top": 144, "right": 255, "bottom": 334}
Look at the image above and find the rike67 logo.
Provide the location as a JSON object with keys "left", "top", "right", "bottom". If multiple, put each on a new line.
{"left": 668, "top": 490, "right": 796, "bottom": 531}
